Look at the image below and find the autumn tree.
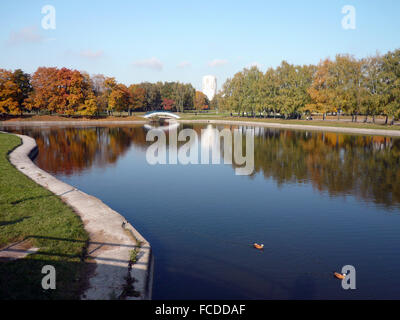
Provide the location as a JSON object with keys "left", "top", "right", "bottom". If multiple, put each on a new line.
{"left": 162, "top": 98, "right": 175, "bottom": 111}
{"left": 76, "top": 72, "right": 98, "bottom": 116}
{"left": 194, "top": 91, "right": 209, "bottom": 110}
{"left": 307, "top": 59, "right": 336, "bottom": 120}
{"left": 0, "top": 69, "right": 20, "bottom": 115}
{"left": 25, "top": 67, "right": 58, "bottom": 113}
{"left": 12, "top": 69, "right": 32, "bottom": 113}
{"left": 56, "top": 68, "right": 88, "bottom": 115}
{"left": 0, "top": 69, "right": 31, "bottom": 115}
{"left": 26, "top": 67, "right": 97, "bottom": 116}
{"left": 103, "top": 77, "right": 118, "bottom": 115}
{"left": 2, "top": 47, "right": 400, "bottom": 122}
{"left": 108, "top": 83, "right": 131, "bottom": 114}
{"left": 129, "top": 84, "right": 146, "bottom": 114}
{"left": 91, "top": 74, "right": 108, "bottom": 114}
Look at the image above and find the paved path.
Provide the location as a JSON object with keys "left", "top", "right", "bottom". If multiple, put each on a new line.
{"left": 6, "top": 133, "right": 152, "bottom": 300}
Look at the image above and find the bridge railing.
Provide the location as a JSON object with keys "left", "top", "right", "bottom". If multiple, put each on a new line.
{"left": 143, "top": 111, "right": 181, "bottom": 119}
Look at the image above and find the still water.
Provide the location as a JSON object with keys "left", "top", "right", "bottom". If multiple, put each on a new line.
{"left": 2, "top": 123, "right": 400, "bottom": 299}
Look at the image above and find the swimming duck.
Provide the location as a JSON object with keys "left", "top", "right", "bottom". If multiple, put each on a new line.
{"left": 334, "top": 272, "right": 346, "bottom": 280}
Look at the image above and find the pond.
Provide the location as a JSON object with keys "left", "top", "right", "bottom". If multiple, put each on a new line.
{"left": 2, "top": 123, "right": 400, "bottom": 299}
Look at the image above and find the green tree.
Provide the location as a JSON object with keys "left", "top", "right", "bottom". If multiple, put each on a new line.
{"left": 362, "top": 55, "right": 384, "bottom": 123}
{"left": 241, "top": 66, "right": 263, "bottom": 116}
{"left": 381, "top": 49, "right": 400, "bottom": 125}
{"left": 174, "top": 83, "right": 195, "bottom": 112}
{"left": 260, "top": 67, "right": 280, "bottom": 117}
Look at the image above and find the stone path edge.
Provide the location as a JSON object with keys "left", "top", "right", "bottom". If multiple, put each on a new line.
{"left": 2, "top": 131, "right": 153, "bottom": 300}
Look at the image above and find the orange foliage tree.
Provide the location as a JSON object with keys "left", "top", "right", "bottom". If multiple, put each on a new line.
{"left": 306, "top": 59, "right": 336, "bottom": 120}
{"left": 129, "top": 84, "right": 146, "bottom": 114}
{"left": 26, "top": 67, "right": 98, "bottom": 116}
{"left": 0, "top": 69, "right": 20, "bottom": 115}
{"left": 108, "top": 83, "right": 131, "bottom": 114}
{"left": 194, "top": 91, "right": 209, "bottom": 110}
{"left": 162, "top": 98, "right": 175, "bottom": 111}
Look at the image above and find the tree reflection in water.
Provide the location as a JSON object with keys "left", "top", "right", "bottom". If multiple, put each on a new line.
{"left": 8, "top": 125, "right": 147, "bottom": 176}
{"left": 249, "top": 127, "right": 400, "bottom": 209}
{"left": 4, "top": 124, "right": 400, "bottom": 209}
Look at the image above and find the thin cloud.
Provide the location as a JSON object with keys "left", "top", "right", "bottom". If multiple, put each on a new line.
{"left": 80, "top": 50, "right": 104, "bottom": 60}
{"left": 208, "top": 59, "right": 229, "bottom": 67}
{"left": 133, "top": 57, "right": 163, "bottom": 71}
{"left": 177, "top": 61, "right": 191, "bottom": 68}
{"left": 8, "top": 26, "right": 45, "bottom": 45}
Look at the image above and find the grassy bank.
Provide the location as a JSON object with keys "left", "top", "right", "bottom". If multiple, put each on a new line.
{"left": 0, "top": 133, "right": 90, "bottom": 300}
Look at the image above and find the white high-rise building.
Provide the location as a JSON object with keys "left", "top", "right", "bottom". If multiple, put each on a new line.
{"left": 202, "top": 75, "right": 217, "bottom": 101}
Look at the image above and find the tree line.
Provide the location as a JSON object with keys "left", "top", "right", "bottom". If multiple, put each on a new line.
{"left": 217, "top": 48, "right": 400, "bottom": 124}
{"left": 0, "top": 67, "right": 210, "bottom": 116}
{"left": 2, "top": 48, "right": 399, "bottom": 121}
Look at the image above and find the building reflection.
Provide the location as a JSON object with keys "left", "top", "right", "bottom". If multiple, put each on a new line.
{"left": 2, "top": 124, "right": 400, "bottom": 208}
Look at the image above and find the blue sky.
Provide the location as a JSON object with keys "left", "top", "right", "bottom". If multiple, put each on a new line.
{"left": 0, "top": 0, "right": 399, "bottom": 90}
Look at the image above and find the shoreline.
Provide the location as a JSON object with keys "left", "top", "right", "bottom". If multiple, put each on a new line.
{"left": 6, "top": 132, "right": 153, "bottom": 300}
{"left": 177, "top": 119, "right": 400, "bottom": 137}
{"left": 2, "top": 118, "right": 400, "bottom": 136}
{"left": 1, "top": 117, "right": 398, "bottom": 299}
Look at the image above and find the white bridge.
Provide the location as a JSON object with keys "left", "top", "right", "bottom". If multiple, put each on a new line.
{"left": 143, "top": 111, "right": 181, "bottom": 119}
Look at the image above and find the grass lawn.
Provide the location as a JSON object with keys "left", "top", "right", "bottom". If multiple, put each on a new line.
{"left": 0, "top": 133, "right": 90, "bottom": 300}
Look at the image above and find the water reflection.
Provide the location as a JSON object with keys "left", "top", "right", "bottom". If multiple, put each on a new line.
{"left": 3, "top": 125, "right": 147, "bottom": 176}
{"left": 250, "top": 128, "right": 400, "bottom": 208}
{"left": 2, "top": 124, "right": 400, "bottom": 208}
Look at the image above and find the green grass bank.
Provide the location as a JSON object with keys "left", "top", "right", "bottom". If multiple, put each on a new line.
{"left": 0, "top": 133, "right": 90, "bottom": 300}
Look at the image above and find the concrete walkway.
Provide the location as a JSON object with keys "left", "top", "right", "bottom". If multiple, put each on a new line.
{"left": 7, "top": 133, "right": 152, "bottom": 300}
